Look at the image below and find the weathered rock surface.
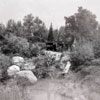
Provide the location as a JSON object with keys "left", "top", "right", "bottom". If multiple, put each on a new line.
{"left": 61, "top": 53, "right": 70, "bottom": 62}
{"left": 43, "top": 50, "right": 62, "bottom": 61}
{"left": 12, "top": 56, "right": 24, "bottom": 67}
{"left": 60, "top": 53, "right": 71, "bottom": 73}
{"left": 15, "top": 70, "right": 37, "bottom": 85}
{"left": 7, "top": 65, "right": 20, "bottom": 76}
{"left": 62, "top": 61, "right": 71, "bottom": 74}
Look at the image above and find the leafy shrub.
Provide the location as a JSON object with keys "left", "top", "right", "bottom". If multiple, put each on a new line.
{"left": 30, "top": 44, "right": 41, "bottom": 57}
{"left": 36, "top": 42, "right": 46, "bottom": 50}
{"left": 1, "top": 34, "right": 43, "bottom": 58}
{"left": 71, "top": 42, "right": 94, "bottom": 71}
{"left": 1, "top": 42, "right": 19, "bottom": 55}
{"left": 0, "top": 53, "right": 12, "bottom": 82}
{"left": 15, "top": 37, "right": 29, "bottom": 52}
{"left": 1, "top": 35, "right": 30, "bottom": 57}
{"left": 90, "top": 58, "right": 100, "bottom": 65}
{"left": 93, "top": 40, "right": 100, "bottom": 58}
{"left": 33, "top": 55, "right": 56, "bottom": 79}
{"left": 15, "top": 37, "right": 31, "bottom": 58}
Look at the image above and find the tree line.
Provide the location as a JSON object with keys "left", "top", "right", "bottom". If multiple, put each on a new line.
{"left": 0, "top": 7, "right": 100, "bottom": 59}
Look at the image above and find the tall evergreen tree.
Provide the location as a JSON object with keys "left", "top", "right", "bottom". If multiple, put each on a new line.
{"left": 47, "top": 23, "right": 54, "bottom": 42}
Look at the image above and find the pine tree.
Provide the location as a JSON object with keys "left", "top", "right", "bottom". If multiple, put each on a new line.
{"left": 47, "top": 23, "right": 54, "bottom": 42}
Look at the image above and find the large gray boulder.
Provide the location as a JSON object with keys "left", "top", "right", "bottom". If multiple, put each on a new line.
{"left": 7, "top": 65, "right": 20, "bottom": 77}
{"left": 15, "top": 70, "right": 37, "bottom": 85}
{"left": 12, "top": 56, "right": 24, "bottom": 67}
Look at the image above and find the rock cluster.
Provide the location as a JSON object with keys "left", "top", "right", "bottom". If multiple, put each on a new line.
{"left": 7, "top": 56, "right": 37, "bottom": 85}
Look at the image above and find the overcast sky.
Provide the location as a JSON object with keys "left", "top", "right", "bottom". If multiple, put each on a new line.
{"left": 0, "top": 0, "right": 100, "bottom": 29}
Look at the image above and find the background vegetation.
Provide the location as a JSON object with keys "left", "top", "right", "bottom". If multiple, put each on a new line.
{"left": 0, "top": 7, "right": 100, "bottom": 80}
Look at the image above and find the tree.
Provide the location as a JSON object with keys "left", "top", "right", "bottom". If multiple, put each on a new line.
{"left": 23, "top": 14, "right": 47, "bottom": 42}
{"left": 64, "top": 7, "right": 98, "bottom": 42}
{"left": 57, "top": 26, "right": 66, "bottom": 42}
{"left": 0, "top": 23, "right": 5, "bottom": 36}
{"left": 23, "top": 14, "right": 34, "bottom": 37}
{"left": 16, "top": 21, "right": 24, "bottom": 37}
{"left": 6, "top": 19, "right": 17, "bottom": 34}
{"left": 47, "top": 24, "right": 54, "bottom": 42}
{"left": 53, "top": 29, "right": 59, "bottom": 41}
{"left": 33, "top": 17, "right": 47, "bottom": 40}
{"left": 58, "top": 25, "right": 75, "bottom": 51}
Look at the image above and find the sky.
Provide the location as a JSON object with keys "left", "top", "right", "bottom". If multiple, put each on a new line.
{"left": 0, "top": 0, "right": 100, "bottom": 29}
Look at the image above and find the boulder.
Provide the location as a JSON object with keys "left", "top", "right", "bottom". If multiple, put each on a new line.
{"left": 15, "top": 70, "right": 37, "bottom": 85}
{"left": 44, "top": 50, "right": 62, "bottom": 61}
{"left": 7, "top": 65, "right": 20, "bottom": 77}
{"left": 61, "top": 54, "right": 70, "bottom": 62}
{"left": 62, "top": 61, "right": 71, "bottom": 74}
{"left": 12, "top": 56, "right": 24, "bottom": 67}
{"left": 60, "top": 54, "right": 71, "bottom": 73}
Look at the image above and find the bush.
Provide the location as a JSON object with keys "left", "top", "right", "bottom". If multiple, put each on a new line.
{"left": 33, "top": 55, "right": 56, "bottom": 79}
{"left": 1, "top": 42, "right": 19, "bottom": 55}
{"left": 36, "top": 42, "right": 46, "bottom": 50}
{"left": 71, "top": 42, "right": 94, "bottom": 71}
{"left": 1, "top": 35, "right": 31, "bottom": 57}
{"left": 1, "top": 34, "right": 42, "bottom": 58}
{"left": 0, "top": 53, "right": 12, "bottom": 82}
{"left": 93, "top": 40, "right": 100, "bottom": 58}
{"left": 30, "top": 44, "right": 41, "bottom": 57}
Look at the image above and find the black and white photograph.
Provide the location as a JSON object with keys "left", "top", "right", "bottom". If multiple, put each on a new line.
{"left": 0, "top": 0, "right": 100, "bottom": 100}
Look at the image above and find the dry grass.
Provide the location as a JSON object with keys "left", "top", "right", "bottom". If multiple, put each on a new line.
{"left": 0, "top": 79, "right": 27, "bottom": 100}
{"left": 0, "top": 64, "right": 100, "bottom": 100}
